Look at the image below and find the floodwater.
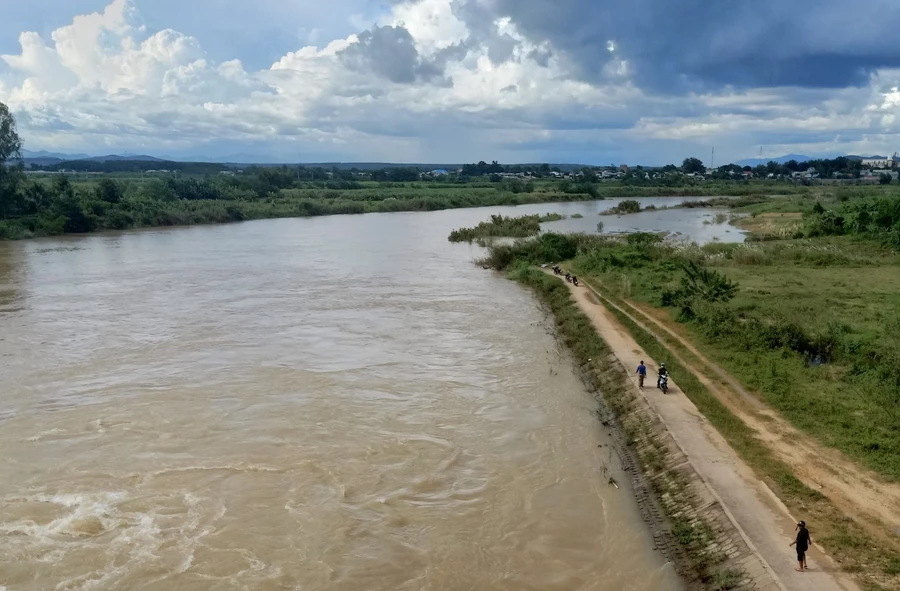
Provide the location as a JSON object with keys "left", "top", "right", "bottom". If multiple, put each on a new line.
{"left": 537, "top": 196, "right": 746, "bottom": 243}
{"left": 0, "top": 203, "right": 694, "bottom": 591}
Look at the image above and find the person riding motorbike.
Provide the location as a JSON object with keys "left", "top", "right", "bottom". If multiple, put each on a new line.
{"left": 572, "top": 276, "right": 579, "bottom": 286}
{"left": 657, "top": 363, "right": 668, "bottom": 390}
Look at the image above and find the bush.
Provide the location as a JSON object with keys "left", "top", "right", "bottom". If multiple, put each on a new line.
{"left": 105, "top": 209, "right": 134, "bottom": 230}
{"left": 610, "top": 199, "right": 642, "bottom": 214}
{"left": 0, "top": 220, "right": 29, "bottom": 239}
{"left": 449, "top": 214, "right": 543, "bottom": 242}
{"left": 480, "top": 233, "right": 590, "bottom": 269}
{"left": 626, "top": 232, "right": 663, "bottom": 246}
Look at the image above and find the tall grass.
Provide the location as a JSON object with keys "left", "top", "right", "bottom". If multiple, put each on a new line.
{"left": 564, "top": 236, "right": 900, "bottom": 481}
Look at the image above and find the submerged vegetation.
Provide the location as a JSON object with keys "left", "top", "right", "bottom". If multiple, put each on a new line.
{"left": 447, "top": 213, "right": 563, "bottom": 242}
{"left": 601, "top": 199, "right": 644, "bottom": 215}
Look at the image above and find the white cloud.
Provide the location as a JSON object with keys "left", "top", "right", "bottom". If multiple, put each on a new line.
{"left": 2, "top": 0, "right": 900, "bottom": 163}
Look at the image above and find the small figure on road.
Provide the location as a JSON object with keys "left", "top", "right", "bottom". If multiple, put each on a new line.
{"left": 636, "top": 361, "right": 647, "bottom": 388}
{"left": 657, "top": 363, "right": 668, "bottom": 389}
{"left": 789, "top": 521, "right": 811, "bottom": 572}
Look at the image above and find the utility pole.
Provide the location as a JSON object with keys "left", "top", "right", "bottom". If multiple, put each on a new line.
{"left": 711, "top": 147, "right": 715, "bottom": 170}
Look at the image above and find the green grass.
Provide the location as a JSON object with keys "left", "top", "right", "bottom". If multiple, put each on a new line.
{"left": 572, "top": 237, "right": 900, "bottom": 480}
{"left": 476, "top": 187, "right": 900, "bottom": 587}
{"left": 579, "top": 275, "right": 900, "bottom": 588}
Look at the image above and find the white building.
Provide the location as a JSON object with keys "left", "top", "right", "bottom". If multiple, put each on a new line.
{"left": 862, "top": 157, "right": 893, "bottom": 169}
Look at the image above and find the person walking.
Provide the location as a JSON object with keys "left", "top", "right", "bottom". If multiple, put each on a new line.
{"left": 636, "top": 361, "right": 647, "bottom": 388}
{"left": 789, "top": 521, "right": 811, "bottom": 572}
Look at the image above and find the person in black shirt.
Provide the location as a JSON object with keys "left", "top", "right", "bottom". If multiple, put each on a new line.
{"left": 789, "top": 521, "right": 811, "bottom": 571}
{"left": 657, "top": 363, "right": 668, "bottom": 390}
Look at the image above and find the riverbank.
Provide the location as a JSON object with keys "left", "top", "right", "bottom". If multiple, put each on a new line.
{"left": 0, "top": 179, "right": 808, "bottom": 240}
{"left": 476, "top": 205, "right": 900, "bottom": 588}
{"left": 511, "top": 268, "right": 772, "bottom": 589}
{"left": 546, "top": 269, "right": 860, "bottom": 591}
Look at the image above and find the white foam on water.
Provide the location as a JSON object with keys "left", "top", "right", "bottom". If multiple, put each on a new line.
{"left": 0, "top": 490, "right": 227, "bottom": 590}
{"left": 24, "top": 428, "right": 65, "bottom": 442}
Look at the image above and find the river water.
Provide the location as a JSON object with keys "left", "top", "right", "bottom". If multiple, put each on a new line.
{"left": 0, "top": 202, "right": 696, "bottom": 591}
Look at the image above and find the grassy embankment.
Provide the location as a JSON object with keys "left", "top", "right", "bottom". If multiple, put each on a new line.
{"left": 477, "top": 188, "right": 900, "bottom": 589}
{"left": 505, "top": 263, "right": 744, "bottom": 589}
{"left": 0, "top": 175, "right": 810, "bottom": 240}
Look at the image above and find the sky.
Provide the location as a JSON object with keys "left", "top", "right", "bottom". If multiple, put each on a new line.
{"left": 2, "top": 0, "right": 900, "bottom": 165}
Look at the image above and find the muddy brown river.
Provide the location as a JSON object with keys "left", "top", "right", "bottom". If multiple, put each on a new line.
{"left": 0, "top": 207, "right": 682, "bottom": 590}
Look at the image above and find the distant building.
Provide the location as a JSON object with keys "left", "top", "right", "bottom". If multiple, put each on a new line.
{"left": 430, "top": 169, "right": 449, "bottom": 176}
{"left": 873, "top": 169, "right": 898, "bottom": 180}
{"left": 619, "top": 164, "right": 629, "bottom": 173}
{"left": 862, "top": 157, "right": 893, "bottom": 169}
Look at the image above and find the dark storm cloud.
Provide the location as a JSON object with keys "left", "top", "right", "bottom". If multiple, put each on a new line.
{"left": 340, "top": 25, "right": 445, "bottom": 83}
{"left": 454, "top": 0, "right": 900, "bottom": 91}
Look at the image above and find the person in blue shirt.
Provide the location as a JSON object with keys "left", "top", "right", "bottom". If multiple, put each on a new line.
{"left": 636, "top": 361, "right": 647, "bottom": 387}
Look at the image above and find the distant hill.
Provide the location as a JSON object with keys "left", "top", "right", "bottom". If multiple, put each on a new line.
{"left": 21, "top": 149, "right": 90, "bottom": 160}
{"left": 82, "top": 154, "right": 165, "bottom": 162}
{"left": 16, "top": 151, "right": 167, "bottom": 168}
{"left": 15, "top": 149, "right": 590, "bottom": 170}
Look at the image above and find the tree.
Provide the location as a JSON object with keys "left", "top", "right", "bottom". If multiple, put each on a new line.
{"left": 880, "top": 173, "right": 893, "bottom": 185}
{"left": 680, "top": 260, "right": 738, "bottom": 303}
{"left": 682, "top": 157, "right": 706, "bottom": 174}
{"left": 96, "top": 178, "right": 123, "bottom": 203}
{"left": 596, "top": 221, "right": 604, "bottom": 234}
{"left": 0, "top": 102, "right": 24, "bottom": 218}
{"left": 0, "top": 102, "right": 22, "bottom": 164}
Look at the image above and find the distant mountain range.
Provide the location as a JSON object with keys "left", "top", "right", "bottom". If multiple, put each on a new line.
{"left": 18, "top": 150, "right": 167, "bottom": 166}
{"left": 17, "top": 148, "right": 892, "bottom": 170}
{"left": 12, "top": 150, "right": 592, "bottom": 171}
{"left": 21, "top": 149, "right": 91, "bottom": 160}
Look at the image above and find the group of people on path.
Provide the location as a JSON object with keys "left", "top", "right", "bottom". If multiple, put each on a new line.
{"left": 552, "top": 266, "right": 578, "bottom": 286}
{"left": 637, "top": 361, "right": 814, "bottom": 572}
{"left": 553, "top": 263, "right": 813, "bottom": 574}
{"left": 635, "top": 360, "right": 667, "bottom": 390}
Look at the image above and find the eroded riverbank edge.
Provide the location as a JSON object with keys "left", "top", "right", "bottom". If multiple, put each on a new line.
{"left": 512, "top": 267, "right": 778, "bottom": 591}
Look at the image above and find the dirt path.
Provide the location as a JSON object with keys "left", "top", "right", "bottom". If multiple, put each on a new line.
{"left": 600, "top": 282, "right": 900, "bottom": 536}
{"left": 549, "top": 272, "right": 860, "bottom": 591}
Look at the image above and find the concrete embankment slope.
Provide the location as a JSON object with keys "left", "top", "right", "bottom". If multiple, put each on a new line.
{"left": 550, "top": 272, "right": 859, "bottom": 591}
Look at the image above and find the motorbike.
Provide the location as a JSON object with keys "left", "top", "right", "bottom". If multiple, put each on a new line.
{"left": 658, "top": 374, "right": 669, "bottom": 394}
